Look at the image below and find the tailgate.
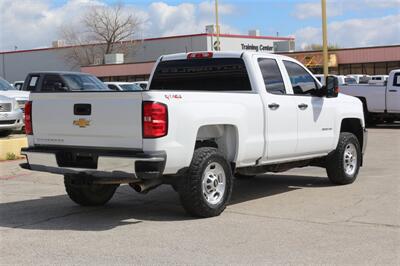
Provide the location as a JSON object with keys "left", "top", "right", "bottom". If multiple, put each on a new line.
{"left": 31, "top": 92, "right": 143, "bottom": 149}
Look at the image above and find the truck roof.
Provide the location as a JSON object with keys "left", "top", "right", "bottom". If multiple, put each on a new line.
{"left": 161, "top": 51, "right": 290, "bottom": 61}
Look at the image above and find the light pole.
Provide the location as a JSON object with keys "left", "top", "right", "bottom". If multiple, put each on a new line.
{"left": 215, "top": 0, "right": 221, "bottom": 51}
{"left": 321, "top": 0, "right": 329, "bottom": 77}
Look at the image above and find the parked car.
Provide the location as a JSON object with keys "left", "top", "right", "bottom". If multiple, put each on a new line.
{"left": 104, "top": 82, "right": 143, "bottom": 91}
{"left": 20, "top": 51, "right": 367, "bottom": 217}
{"left": 371, "top": 75, "right": 389, "bottom": 82}
{"left": 133, "top": 81, "right": 148, "bottom": 90}
{"left": 0, "top": 77, "right": 29, "bottom": 112}
{"left": 0, "top": 95, "right": 24, "bottom": 137}
{"left": 13, "top": 81, "right": 24, "bottom": 90}
{"left": 347, "top": 74, "right": 371, "bottom": 84}
{"left": 368, "top": 75, "right": 389, "bottom": 85}
{"left": 315, "top": 74, "right": 357, "bottom": 86}
{"left": 340, "top": 69, "right": 400, "bottom": 123}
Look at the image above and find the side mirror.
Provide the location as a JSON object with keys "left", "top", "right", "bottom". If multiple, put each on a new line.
{"left": 325, "top": 76, "right": 339, "bottom": 98}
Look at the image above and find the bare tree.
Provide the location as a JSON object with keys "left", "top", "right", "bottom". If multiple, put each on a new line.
{"left": 60, "top": 3, "right": 142, "bottom": 67}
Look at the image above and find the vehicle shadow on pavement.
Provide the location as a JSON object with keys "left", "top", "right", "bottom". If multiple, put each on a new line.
{"left": 0, "top": 174, "right": 330, "bottom": 231}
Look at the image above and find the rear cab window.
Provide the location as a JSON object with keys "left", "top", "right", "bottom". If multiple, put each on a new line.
{"left": 257, "top": 58, "right": 286, "bottom": 95}
{"left": 25, "top": 75, "right": 40, "bottom": 91}
{"left": 149, "top": 58, "right": 252, "bottom": 91}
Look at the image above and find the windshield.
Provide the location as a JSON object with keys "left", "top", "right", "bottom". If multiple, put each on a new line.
{"left": 119, "top": 84, "right": 143, "bottom": 91}
{"left": 0, "top": 78, "right": 16, "bottom": 91}
{"left": 63, "top": 74, "right": 110, "bottom": 91}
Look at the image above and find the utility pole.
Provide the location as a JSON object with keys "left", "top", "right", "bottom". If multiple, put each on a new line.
{"left": 321, "top": 0, "right": 329, "bottom": 77}
{"left": 215, "top": 0, "right": 221, "bottom": 51}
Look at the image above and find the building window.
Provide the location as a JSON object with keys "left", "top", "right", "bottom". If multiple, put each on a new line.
{"left": 374, "top": 62, "right": 387, "bottom": 75}
{"left": 388, "top": 62, "right": 400, "bottom": 73}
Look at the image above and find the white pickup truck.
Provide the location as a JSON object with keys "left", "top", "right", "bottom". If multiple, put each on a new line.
{"left": 20, "top": 52, "right": 367, "bottom": 217}
{"left": 340, "top": 69, "right": 400, "bottom": 123}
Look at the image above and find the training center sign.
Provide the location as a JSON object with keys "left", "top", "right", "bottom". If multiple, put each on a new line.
{"left": 240, "top": 43, "right": 273, "bottom": 52}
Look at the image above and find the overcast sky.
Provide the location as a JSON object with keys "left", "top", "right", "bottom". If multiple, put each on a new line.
{"left": 1, "top": 0, "right": 399, "bottom": 52}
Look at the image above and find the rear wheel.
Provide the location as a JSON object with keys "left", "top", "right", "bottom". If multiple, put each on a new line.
{"left": 64, "top": 174, "right": 119, "bottom": 206}
{"left": 178, "top": 147, "right": 233, "bottom": 218}
{"left": 326, "top": 133, "right": 361, "bottom": 185}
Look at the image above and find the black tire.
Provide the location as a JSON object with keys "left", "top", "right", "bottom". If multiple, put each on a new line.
{"left": 0, "top": 130, "right": 12, "bottom": 137}
{"left": 178, "top": 147, "right": 233, "bottom": 218}
{"left": 64, "top": 174, "right": 119, "bottom": 206}
{"left": 235, "top": 173, "right": 256, "bottom": 179}
{"left": 326, "top": 132, "right": 361, "bottom": 185}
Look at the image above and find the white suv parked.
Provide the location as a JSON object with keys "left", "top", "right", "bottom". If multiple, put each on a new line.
{"left": 0, "top": 95, "right": 24, "bottom": 137}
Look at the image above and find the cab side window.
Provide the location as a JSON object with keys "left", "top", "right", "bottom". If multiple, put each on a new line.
{"left": 258, "top": 58, "right": 286, "bottom": 95}
{"left": 283, "top": 61, "right": 319, "bottom": 96}
{"left": 42, "top": 75, "right": 65, "bottom": 92}
{"left": 393, "top": 73, "right": 400, "bottom": 87}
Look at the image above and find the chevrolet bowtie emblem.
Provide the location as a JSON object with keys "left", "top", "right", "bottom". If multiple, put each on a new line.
{"left": 73, "top": 118, "right": 90, "bottom": 128}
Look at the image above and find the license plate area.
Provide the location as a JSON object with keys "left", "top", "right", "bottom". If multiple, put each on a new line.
{"left": 56, "top": 151, "right": 98, "bottom": 169}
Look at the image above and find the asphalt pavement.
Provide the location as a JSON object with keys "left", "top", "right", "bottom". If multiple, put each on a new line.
{"left": 0, "top": 126, "right": 399, "bottom": 265}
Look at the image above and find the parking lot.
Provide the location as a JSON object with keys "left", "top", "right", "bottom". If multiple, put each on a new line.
{"left": 0, "top": 126, "right": 399, "bottom": 265}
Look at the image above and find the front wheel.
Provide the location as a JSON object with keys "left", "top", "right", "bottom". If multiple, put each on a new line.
{"left": 326, "top": 133, "right": 361, "bottom": 185}
{"left": 64, "top": 174, "right": 119, "bottom": 206}
{"left": 178, "top": 147, "right": 233, "bottom": 218}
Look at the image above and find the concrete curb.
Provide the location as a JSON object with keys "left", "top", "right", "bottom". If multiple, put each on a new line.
{"left": 0, "top": 137, "right": 28, "bottom": 160}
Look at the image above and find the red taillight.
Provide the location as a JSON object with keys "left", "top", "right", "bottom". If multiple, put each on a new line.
{"left": 143, "top": 102, "right": 168, "bottom": 138}
{"left": 187, "top": 52, "right": 213, "bottom": 59}
{"left": 24, "top": 101, "right": 33, "bottom": 135}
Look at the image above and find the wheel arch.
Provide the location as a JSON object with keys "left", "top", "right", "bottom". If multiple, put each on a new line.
{"left": 195, "top": 124, "right": 239, "bottom": 164}
{"left": 340, "top": 118, "right": 364, "bottom": 152}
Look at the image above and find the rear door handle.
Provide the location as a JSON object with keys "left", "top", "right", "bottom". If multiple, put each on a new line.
{"left": 389, "top": 90, "right": 397, "bottom": 92}
{"left": 298, "top": 103, "right": 308, "bottom": 110}
{"left": 268, "top": 103, "right": 280, "bottom": 110}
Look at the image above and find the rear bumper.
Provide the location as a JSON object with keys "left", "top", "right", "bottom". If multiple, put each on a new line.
{"left": 20, "top": 146, "right": 166, "bottom": 180}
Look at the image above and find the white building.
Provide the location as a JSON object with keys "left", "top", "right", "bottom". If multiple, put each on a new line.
{"left": 0, "top": 30, "right": 295, "bottom": 82}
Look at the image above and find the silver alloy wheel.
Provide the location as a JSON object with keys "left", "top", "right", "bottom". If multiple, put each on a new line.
{"left": 343, "top": 143, "right": 358, "bottom": 176}
{"left": 202, "top": 162, "right": 226, "bottom": 206}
